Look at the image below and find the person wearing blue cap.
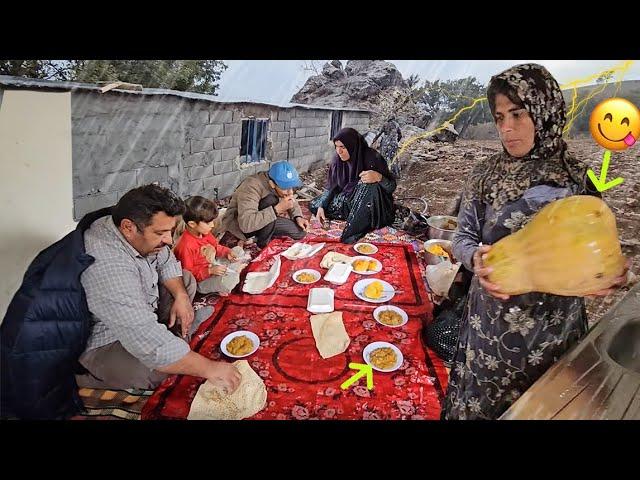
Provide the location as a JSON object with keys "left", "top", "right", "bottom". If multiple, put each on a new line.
{"left": 216, "top": 161, "right": 309, "bottom": 248}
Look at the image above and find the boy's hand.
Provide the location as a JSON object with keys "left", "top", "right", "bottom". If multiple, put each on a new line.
{"left": 200, "top": 245, "right": 216, "bottom": 263}
{"left": 209, "top": 264, "right": 228, "bottom": 276}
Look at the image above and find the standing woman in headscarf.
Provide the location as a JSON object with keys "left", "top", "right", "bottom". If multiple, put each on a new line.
{"left": 442, "top": 64, "right": 629, "bottom": 420}
{"left": 310, "top": 127, "right": 396, "bottom": 243}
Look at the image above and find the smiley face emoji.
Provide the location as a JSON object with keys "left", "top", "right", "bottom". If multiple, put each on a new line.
{"left": 589, "top": 97, "right": 640, "bottom": 150}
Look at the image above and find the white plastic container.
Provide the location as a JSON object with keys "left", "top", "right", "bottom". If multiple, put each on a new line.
{"left": 307, "top": 287, "right": 335, "bottom": 314}
{"left": 324, "top": 262, "right": 353, "bottom": 285}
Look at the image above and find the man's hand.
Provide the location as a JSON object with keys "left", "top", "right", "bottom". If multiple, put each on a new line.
{"left": 207, "top": 362, "right": 242, "bottom": 394}
{"left": 274, "top": 195, "right": 295, "bottom": 215}
{"left": 209, "top": 264, "right": 228, "bottom": 276}
{"left": 473, "top": 245, "right": 510, "bottom": 301}
{"left": 296, "top": 216, "right": 310, "bottom": 231}
{"left": 169, "top": 293, "right": 195, "bottom": 338}
{"left": 359, "top": 170, "right": 383, "bottom": 184}
{"left": 226, "top": 250, "right": 238, "bottom": 262}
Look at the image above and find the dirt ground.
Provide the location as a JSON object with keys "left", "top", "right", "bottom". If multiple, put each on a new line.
{"left": 300, "top": 139, "right": 639, "bottom": 325}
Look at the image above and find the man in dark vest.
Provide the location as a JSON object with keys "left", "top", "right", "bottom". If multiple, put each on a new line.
{"left": 2, "top": 184, "right": 242, "bottom": 419}
{"left": 75, "top": 184, "right": 241, "bottom": 392}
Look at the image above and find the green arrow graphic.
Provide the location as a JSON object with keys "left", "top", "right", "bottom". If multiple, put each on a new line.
{"left": 340, "top": 362, "right": 374, "bottom": 390}
{"left": 587, "top": 150, "right": 624, "bottom": 192}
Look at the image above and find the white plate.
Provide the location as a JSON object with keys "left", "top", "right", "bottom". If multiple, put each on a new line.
{"left": 363, "top": 341, "right": 403, "bottom": 372}
{"left": 353, "top": 278, "right": 395, "bottom": 304}
{"left": 220, "top": 330, "right": 260, "bottom": 358}
{"left": 351, "top": 255, "right": 382, "bottom": 275}
{"left": 353, "top": 242, "right": 378, "bottom": 255}
{"left": 292, "top": 268, "right": 321, "bottom": 285}
{"left": 373, "top": 305, "right": 408, "bottom": 327}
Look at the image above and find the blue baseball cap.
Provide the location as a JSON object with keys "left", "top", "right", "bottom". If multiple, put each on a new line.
{"left": 268, "top": 161, "right": 302, "bottom": 189}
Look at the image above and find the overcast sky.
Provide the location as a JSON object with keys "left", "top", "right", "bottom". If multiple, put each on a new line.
{"left": 216, "top": 60, "right": 640, "bottom": 105}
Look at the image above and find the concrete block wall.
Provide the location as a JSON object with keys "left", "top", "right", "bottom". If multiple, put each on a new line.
{"left": 268, "top": 108, "right": 292, "bottom": 163}
{"left": 183, "top": 105, "right": 243, "bottom": 200}
{"left": 287, "top": 108, "right": 334, "bottom": 174}
{"left": 342, "top": 111, "right": 371, "bottom": 136}
{"left": 72, "top": 92, "right": 192, "bottom": 219}
{"left": 71, "top": 90, "right": 370, "bottom": 219}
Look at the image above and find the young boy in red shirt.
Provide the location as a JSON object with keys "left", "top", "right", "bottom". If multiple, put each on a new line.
{"left": 174, "top": 196, "right": 247, "bottom": 296}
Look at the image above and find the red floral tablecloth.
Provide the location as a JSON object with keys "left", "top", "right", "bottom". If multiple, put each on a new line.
{"left": 142, "top": 238, "right": 447, "bottom": 420}
{"left": 235, "top": 238, "right": 432, "bottom": 313}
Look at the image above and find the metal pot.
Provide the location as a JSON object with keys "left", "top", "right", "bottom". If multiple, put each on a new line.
{"left": 426, "top": 215, "right": 458, "bottom": 241}
{"left": 423, "top": 239, "right": 453, "bottom": 265}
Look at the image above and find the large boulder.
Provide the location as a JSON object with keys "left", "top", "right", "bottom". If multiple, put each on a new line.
{"left": 344, "top": 60, "right": 405, "bottom": 89}
{"left": 291, "top": 59, "right": 408, "bottom": 109}
{"left": 322, "top": 60, "right": 346, "bottom": 80}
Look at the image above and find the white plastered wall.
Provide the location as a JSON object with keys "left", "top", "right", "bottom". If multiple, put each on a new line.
{"left": 0, "top": 89, "right": 76, "bottom": 321}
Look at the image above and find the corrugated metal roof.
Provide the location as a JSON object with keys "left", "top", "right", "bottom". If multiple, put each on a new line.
{"left": 0, "top": 75, "right": 372, "bottom": 113}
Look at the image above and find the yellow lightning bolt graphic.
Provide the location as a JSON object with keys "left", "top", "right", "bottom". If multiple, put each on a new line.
{"left": 390, "top": 60, "right": 634, "bottom": 167}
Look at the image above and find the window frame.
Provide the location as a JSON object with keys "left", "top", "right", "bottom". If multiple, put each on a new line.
{"left": 240, "top": 117, "right": 270, "bottom": 164}
{"left": 330, "top": 110, "right": 343, "bottom": 140}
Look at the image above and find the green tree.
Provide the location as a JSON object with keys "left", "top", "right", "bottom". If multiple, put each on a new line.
{"left": 0, "top": 60, "right": 74, "bottom": 80}
{"left": 69, "top": 60, "right": 227, "bottom": 94}
{"left": 406, "top": 73, "right": 421, "bottom": 89}
{"left": 1, "top": 60, "right": 228, "bottom": 95}
{"left": 413, "top": 76, "right": 491, "bottom": 134}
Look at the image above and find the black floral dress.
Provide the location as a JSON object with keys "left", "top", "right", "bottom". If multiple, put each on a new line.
{"left": 441, "top": 62, "right": 605, "bottom": 420}
{"left": 442, "top": 182, "right": 593, "bottom": 420}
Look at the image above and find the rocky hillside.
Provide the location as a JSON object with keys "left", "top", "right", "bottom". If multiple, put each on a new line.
{"left": 290, "top": 60, "right": 408, "bottom": 109}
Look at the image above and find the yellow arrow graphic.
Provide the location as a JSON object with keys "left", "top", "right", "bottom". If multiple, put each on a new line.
{"left": 340, "top": 362, "right": 374, "bottom": 390}
{"left": 587, "top": 150, "right": 624, "bottom": 192}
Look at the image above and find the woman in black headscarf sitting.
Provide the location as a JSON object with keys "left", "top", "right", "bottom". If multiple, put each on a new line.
{"left": 309, "top": 127, "right": 396, "bottom": 244}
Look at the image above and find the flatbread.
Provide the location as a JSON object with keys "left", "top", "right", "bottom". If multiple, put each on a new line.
{"left": 319, "top": 252, "right": 353, "bottom": 269}
{"left": 242, "top": 255, "right": 281, "bottom": 294}
{"left": 309, "top": 311, "right": 350, "bottom": 359}
{"left": 187, "top": 360, "right": 267, "bottom": 420}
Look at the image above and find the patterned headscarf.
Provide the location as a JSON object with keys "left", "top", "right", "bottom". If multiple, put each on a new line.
{"left": 464, "top": 63, "right": 590, "bottom": 211}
